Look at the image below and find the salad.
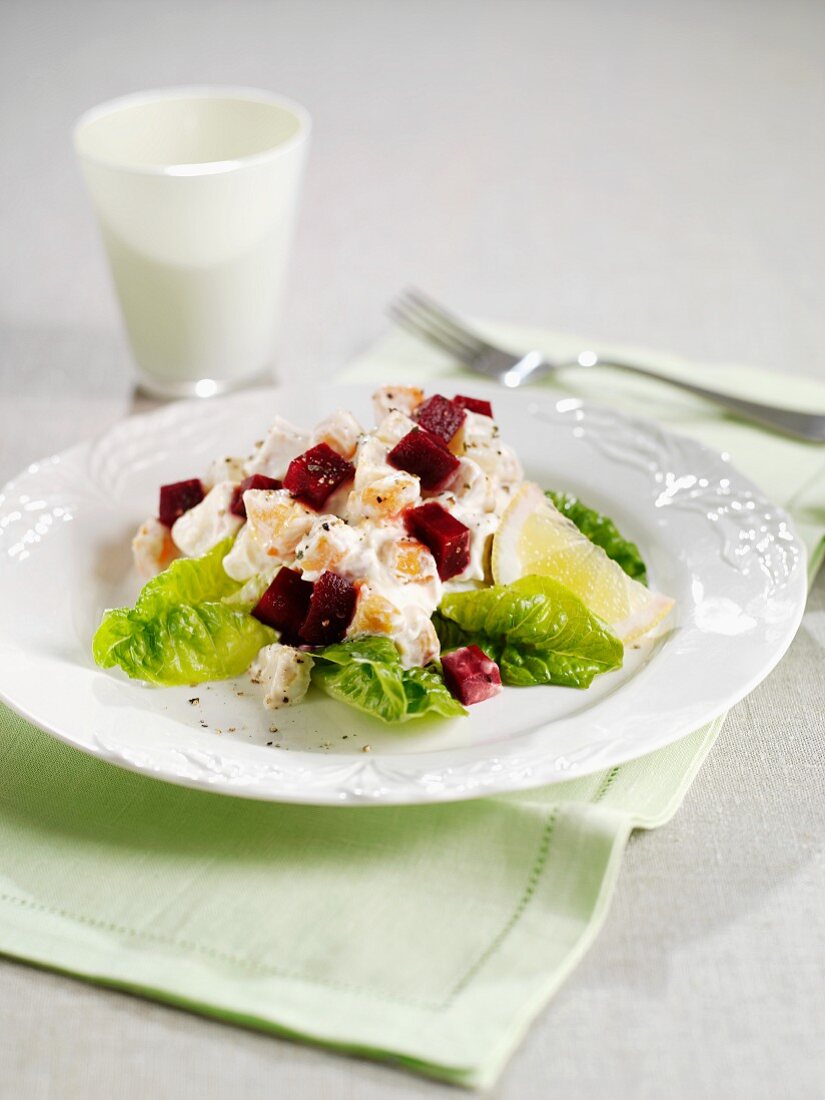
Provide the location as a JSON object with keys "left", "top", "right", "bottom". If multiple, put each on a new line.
{"left": 94, "top": 386, "right": 674, "bottom": 724}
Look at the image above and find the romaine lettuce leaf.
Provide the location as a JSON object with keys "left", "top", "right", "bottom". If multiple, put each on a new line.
{"left": 221, "top": 569, "right": 277, "bottom": 611}
{"left": 93, "top": 538, "right": 276, "bottom": 686}
{"left": 133, "top": 537, "right": 240, "bottom": 612}
{"left": 546, "top": 491, "right": 647, "bottom": 585}
{"left": 434, "top": 576, "right": 623, "bottom": 689}
{"left": 311, "top": 636, "right": 467, "bottom": 723}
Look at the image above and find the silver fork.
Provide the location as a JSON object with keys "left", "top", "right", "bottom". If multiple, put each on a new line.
{"left": 388, "top": 288, "right": 825, "bottom": 442}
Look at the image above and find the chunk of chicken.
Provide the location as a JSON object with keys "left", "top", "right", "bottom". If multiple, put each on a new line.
{"left": 245, "top": 416, "right": 311, "bottom": 479}
{"left": 374, "top": 410, "right": 417, "bottom": 448}
{"left": 171, "top": 482, "right": 243, "bottom": 558}
{"left": 348, "top": 591, "right": 440, "bottom": 669}
{"left": 394, "top": 605, "right": 441, "bottom": 668}
{"left": 310, "top": 409, "right": 363, "bottom": 460}
{"left": 353, "top": 434, "right": 392, "bottom": 490}
{"left": 203, "top": 455, "right": 246, "bottom": 489}
{"left": 382, "top": 537, "right": 438, "bottom": 586}
{"left": 348, "top": 470, "right": 421, "bottom": 521}
{"left": 372, "top": 385, "right": 424, "bottom": 423}
{"left": 249, "top": 644, "right": 314, "bottom": 709}
{"left": 440, "top": 457, "right": 496, "bottom": 513}
{"left": 348, "top": 587, "right": 402, "bottom": 637}
{"left": 294, "top": 516, "right": 369, "bottom": 581}
{"left": 458, "top": 411, "right": 523, "bottom": 484}
{"left": 132, "top": 517, "right": 179, "bottom": 580}
{"left": 350, "top": 422, "right": 423, "bottom": 519}
{"left": 222, "top": 489, "right": 315, "bottom": 581}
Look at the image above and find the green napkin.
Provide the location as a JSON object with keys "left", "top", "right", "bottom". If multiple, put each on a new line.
{"left": 1, "top": 328, "right": 824, "bottom": 1089}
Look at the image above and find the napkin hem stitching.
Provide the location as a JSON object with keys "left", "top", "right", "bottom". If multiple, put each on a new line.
{"left": 592, "top": 765, "right": 621, "bottom": 803}
{"left": 443, "top": 809, "right": 558, "bottom": 1004}
{"left": 0, "top": 891, "right": 445, "bottom": 1012}
{"left": 0, "top": 800, "right": 570, "bottom": 1015}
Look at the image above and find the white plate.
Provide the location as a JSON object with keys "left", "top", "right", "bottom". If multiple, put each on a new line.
{"left": 0, "top": 383, "right": 807, "bottom": 804}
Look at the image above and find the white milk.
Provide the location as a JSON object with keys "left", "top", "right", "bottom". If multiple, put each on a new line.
{"left": 74, "top": 87, "right": 310, "bottom": 397}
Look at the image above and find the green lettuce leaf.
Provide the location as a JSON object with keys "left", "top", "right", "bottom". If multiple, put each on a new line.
{"left": 546, "top": 490, "right": 647, "bottom": 585}
{"left": 132, "top": 537, "right": 240, "bottom": 613}
{"left": 311, "top": 636, "right": 467, "bottom": 723}
{"left": 93, "top": 538, "right": 276, "bottom": 686}
{"left": 220, "top": 569, "right": 277, "bottom": 611}
{"left": 434, "top": 576, "right": 623, "bottom": 689}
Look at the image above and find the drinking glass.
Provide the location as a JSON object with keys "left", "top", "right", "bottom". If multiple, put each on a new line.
{"left": 74, "top": 86, "right": 311, "bottom": 397}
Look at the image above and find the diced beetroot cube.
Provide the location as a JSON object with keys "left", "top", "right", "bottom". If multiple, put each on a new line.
{"left": 415, "top": 394, "right": 466, "bottom": 443}
{"left": 454, "top": 394, "right": 494, "bottom": 418}
{"left": 283, "top": 443, "right": 355, "bottom": 509}
{"left": 158, "top": 478, "right": 204, "bottom": 527}
{"left": 299, "top": 571, "right": 357, "bottom": 646}
{"left": 405, "top": 501, "right": 470, "bottom": 580}
{"left": 388, "top": 428, "right": 460, "bottom": 491}
{"left": 252, "top": 566, "right": 314, "bottom": 644}
{"left": 229, "top": 474, "right": 283, "bottom": 518}
{"left": 441, "top": 645, "right": 502, "bottom": 705}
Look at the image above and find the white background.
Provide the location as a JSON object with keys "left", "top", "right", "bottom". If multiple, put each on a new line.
{"left": 1, "top": 1, "right": 823, "bottom": 1096}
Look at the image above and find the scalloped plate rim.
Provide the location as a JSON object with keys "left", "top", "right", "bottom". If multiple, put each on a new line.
{"left": 0, "top": 381, "right": 808, "bottom": 805}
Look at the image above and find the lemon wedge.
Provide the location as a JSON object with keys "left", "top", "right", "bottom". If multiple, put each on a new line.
{"left": 492, "top": 482, "right": 674, "bottom": 643}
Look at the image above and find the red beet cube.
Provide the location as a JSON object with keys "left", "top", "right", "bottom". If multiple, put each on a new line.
{"left": 158, "top": 478, "right": 204, "bottom": 527}
{"left": 441, "top": 645, "right": 502, "bottom": 705}
{"left": 283, "top": 443, "right": 354, "bottom": 509}
{"left": 454, "top": 394, "right": 494, "bottom": 418}
{"left": 415, "top": 394, "right": 466, "bottom": 444}
{"left": 230, "top": 474, "right": 283, "bottom": 518}
{"left": 299, "top": 571, "right": 357, "bottom": 646}
{"left": 252, "top": 567, "right": 314, "bottom": 644}
{"left": 388, "top": 429, "right": 460, "bottom": 491}
{"left": 405, "top": 501, "right": 471, "bottom": 580}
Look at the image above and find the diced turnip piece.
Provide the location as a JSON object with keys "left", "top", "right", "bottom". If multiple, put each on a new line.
{"left": 415, "top": 394, "right": 466, "bottom": 444}
{"left": 454, "top": 394, "right": 494, "bottom": 418}
{"left": 252, "top": 566, "right": 314, "bottom": 644}
{"left": 283, "top": 443, "right": 355, "bottom": 510}
{"left": 158, "top": 478, "right": 204, "bottom": 528}
{"left": 299, "top": 571, "right": 357, "bottom": 646}
{"left": 229, "top": 474, "right": 283, "bottom": 518}
{"left": 405, "top": 501, "right": 470, "bottom": 580}
{"left": 441, "top": 645, "right": 502, "bottom": 705}
{"left": 388, "top": 428, "right": 459, "bottom": 491}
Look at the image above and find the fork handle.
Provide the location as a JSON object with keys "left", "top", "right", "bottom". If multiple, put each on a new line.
{"left": 578, "top": 355, "right": 825, "bottom": 442}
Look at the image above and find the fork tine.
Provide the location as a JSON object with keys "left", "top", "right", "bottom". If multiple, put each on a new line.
{"left": 401, "top": 287, "right": 489, "bottom": 354}
{"left": 395, "top": 293, "right": 482, "bottom": 357}
{"left": 387, "top": 302, "right": 477, "bottom": 364}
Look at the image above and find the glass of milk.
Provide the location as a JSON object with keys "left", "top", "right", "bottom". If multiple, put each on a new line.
{"left": 74, "top": 87, "right": 311, "bottom": 398}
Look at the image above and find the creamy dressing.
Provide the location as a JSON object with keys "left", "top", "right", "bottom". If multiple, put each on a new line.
{"left": 132, "top": 390, "right": 524, "bottom": 699}
{"left": 170, "top": 481, "right": 243, "bottom": 559}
